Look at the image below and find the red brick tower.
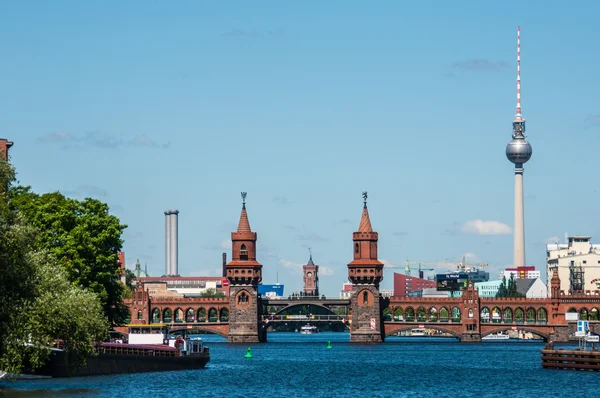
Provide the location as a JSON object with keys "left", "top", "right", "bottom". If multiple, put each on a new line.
{"left": 348, "top": 192, "right": 384, "bottom": 342}
{"left": 0, "top": 139, "right": 13, "bottom": 161}
{"left": 550, "top": 265, "right": 561, "bottom": 322}
{"left": 303, "top": 249, "right": 319, "bottom": 297}
{"left": 225, "top": 192, "right": 265, "bottom": 343}
{"left": 459, "top": 281, "right": 481, "bottom": 342}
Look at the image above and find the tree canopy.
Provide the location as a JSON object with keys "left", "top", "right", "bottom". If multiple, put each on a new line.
{"left": 0, "top": 158, "right": 108, "bottom": 375}
{"left": 9, "top": 186, "right": 129, "bottom": 326}
{"left": 495, "top": 274, "right": 524, "bottom": 298}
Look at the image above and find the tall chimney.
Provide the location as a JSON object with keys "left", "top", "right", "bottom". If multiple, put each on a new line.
{"left": 222, "top": 252, "right": 227, "bottom": 277}
{"left": 170, "top": 210, "right": 179, "bottom": 276}
{"left": 164, "top": 210, "right": 171, "bottom": 276}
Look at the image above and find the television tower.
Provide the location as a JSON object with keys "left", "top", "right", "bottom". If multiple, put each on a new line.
{"left": 506, "top": 26, "right": 532, "bottom": 267}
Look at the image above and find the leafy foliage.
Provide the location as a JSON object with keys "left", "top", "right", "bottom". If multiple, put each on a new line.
{"left": 9, "top": 187, "right": 129, "bottom": 325}
{"left": 0, "top": 158, "right": 108, "bottom": 375}
{"left": 200, "top": 288, "right": 226, "bottom": 298}
{"left": 496, "top": 274, "right": 524, "bottom": 298}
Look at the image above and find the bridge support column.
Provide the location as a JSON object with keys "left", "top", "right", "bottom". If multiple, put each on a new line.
{"left": 227, "top": 286, "right": 265, "bottom": 343}
{"left": 349, "top": 285, "right": 384, "bottom": 343}
{"left": 459, "top": 333, "right": 481, "bottom": 343}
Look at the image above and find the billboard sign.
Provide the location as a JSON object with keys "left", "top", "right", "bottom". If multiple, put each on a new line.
{"left": 435, "top": 273, "right": 469, "bottom": 291}
{"left": 258, "top": 284, "right": 285, "bottom": 297}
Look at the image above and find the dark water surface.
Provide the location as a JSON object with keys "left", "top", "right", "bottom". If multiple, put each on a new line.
{"left": 1, "top": 332, "right": 596, "bottom": 397}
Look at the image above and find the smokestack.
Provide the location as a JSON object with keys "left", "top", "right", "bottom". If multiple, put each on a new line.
{"left": 164, "top": 211, "right": 171, "bottom": 276}
{"left": 164, "top": 210, "right": 179, "bottom": 276}
{"left": 222, "top": 252, "right": 227, "bottom": 277}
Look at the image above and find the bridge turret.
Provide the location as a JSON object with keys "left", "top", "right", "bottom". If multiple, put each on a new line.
{"left": 225, "top": 193, "right": 265, "bottom": 343}
{"left": 347, "top": 192, "right": 384, "bottom": 343}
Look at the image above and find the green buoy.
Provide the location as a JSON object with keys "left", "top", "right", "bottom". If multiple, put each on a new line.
{"left": 326, "top": 341, "right": 332, "bottom": 349}
{"left": 244, "top": 347, "right": 253, "bottom": 358}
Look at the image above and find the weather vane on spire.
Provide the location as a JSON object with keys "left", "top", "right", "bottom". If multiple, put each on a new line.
{"left": 362, "top": 191, "right": 368, "bottom": 206}
{"left": 241, "top": 192, "right": 247, "bottom": 206}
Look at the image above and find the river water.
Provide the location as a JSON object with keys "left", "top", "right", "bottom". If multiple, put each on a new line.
{"left": 1, "top": 332, "right": 596, "bottom": 397}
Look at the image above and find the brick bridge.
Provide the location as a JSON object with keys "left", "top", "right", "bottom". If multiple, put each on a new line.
{"left": 122, "top": 194, "right": 600, "bottom": 343}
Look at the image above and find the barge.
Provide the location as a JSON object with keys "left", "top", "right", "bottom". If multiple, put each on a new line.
{"left": 32, "top": 324, "right": 210, "bottom": 378}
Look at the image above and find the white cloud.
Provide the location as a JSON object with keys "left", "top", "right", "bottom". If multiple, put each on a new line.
{"left": 460, "top": 219, "right": 512, "bottom": 235}
{"left": 462, "top": 252, "right": 480, "bottom": 263}
{"left": 319, "top": 266, "right": 335, "bottom": 276}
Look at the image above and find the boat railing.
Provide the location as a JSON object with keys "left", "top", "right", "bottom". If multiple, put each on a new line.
{"left": 99, "top": 342, "right": 180, "bottom": 357}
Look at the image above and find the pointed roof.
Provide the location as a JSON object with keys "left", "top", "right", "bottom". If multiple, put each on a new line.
{"left": 237, "top": 203, "right": 252, "bottom": 233}
{"left": 358, "top": 203, "right": 373, "bottom": 233}
{"left": 307, "top": 253, "right": 314, "bottom": 266}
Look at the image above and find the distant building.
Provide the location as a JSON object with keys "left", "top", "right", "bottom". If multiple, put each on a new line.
{"left": 132, "top": 258, "right": 149, "bottom": 278}
{"left": 475, "top": 280, "right": 503, "bottom": 298}
{"left": 407, "top": 288, "right": 448, "bottom": 298}
{"left": 258, "top": 284, "right": 285, "bottom": 298}
{"left": 340, "top": 283, "right": 352, "bottom": 299}
{"left": 380, "top": 289, "right": 394, "bottom": 298}
{"left": 393, "top": 273, "right": 436, "bottom": 298}
{"left": 134, "top": 276, "right": 229, "bottom": 297}
{"left": 516, "top": 278, "right": 547, "bottom": 298}
{"left": 302, "top": 253, "right": 319, "bottom": 296}
{"left": 546, "top": 235, "right": 600, "bottom": 295}
{"left": 500, "top": 266, "right": 540, "bottom": 280}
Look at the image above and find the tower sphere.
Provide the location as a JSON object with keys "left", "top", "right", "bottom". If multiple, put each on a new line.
{"left": 506, "top": 137, "right": 532, "bottom": 164}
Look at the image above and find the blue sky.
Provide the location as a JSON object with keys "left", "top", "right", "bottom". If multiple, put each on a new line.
{"left": 3, "top": 1, "right": 600, "bottom": 295}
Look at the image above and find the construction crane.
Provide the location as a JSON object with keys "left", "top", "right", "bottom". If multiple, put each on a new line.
{"left": 404, "top": 259, "right": 435, "bottom": 279}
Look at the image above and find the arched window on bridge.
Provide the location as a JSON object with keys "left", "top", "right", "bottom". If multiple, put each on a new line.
{"left": 537, "top": 308, "right": 547, "bottom": 324}
{"left": 417, "top": 307, "right": 426, "bottom": 322}
{"left": 163, "top": 308, "right": 172, "bottom": 323}
{"left": 137, "top": 310, "right": 143, "bottom": 320}
{"left": 186, "top": 308, "right": 195, "bottom": 323}
{"left": 451, "top": 307, "right": 461, "bottom": 322}
{"left": 503, "top": 308, "right": 513, "bottom": 323}
{"left": 514, "top": 308, "right": 524, "bottom": 323}
{"left": 363, "top": 291, "right": 369, "bottom": 305}
{"left": 240, "top": 244, "right": 248, "bottom": 260}
{"left": 579, "top": 308, "right": 589, "bottom": 321}
{"left": 151, "top": 308, "right": 160, "bottom": 323}
{"left": 394, "top": 307, "right": 404, "bottom": 321}
{"left": 589, "top": 308, "right": 599, "bottom": 321}
{"left": 208, "top": 308, "right": 218, "bottom": 322}
{"left": 175, "top": 308, "right": 184, "bottom": 323}
{"left": 480, "top": 307, "right": 490, "bottom": 323}
{"left": 197, "top": 308, "right": 206, "bottom": 322}
{"left": 491, "top": 307, "right": 501, "bottom": 324}
{"left": 405, "top": 307, "right": 415, "bottom": 322}
{"left": 526, "top": 308, "right": 536, "bottom": 323}
{"left": 220, "top": 308, "right": 229, "bottom": 322}
{"left": 439, "top": 307, "right": 449, "bottom": 322}
{"left": 428, "top": 307, "right": 438, "bottom": 322}
{"left": 468, "top": 309, "right": 474, "bottom": 319}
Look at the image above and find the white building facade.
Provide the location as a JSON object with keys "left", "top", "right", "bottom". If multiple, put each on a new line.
{"left": 546, "top": 236, "right": 600, "bottom": 296}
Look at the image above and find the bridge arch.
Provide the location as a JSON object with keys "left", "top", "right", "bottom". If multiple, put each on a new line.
{"left": 481, "top": 327, "right": 549, "bottom": 342}
{"left": 385, "top": 325, "right": 461, "bottom": 339}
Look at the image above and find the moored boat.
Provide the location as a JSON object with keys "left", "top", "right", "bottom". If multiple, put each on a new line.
{"left": 483, "top": 332, "right": 510, "bottom": 341}
{"left": 299, "top": 324, "right": 318, "bottom": 334}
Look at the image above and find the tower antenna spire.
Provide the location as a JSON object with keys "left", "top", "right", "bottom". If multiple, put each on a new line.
{"left": 515, "top": 26, "right": 522, "bottom": 121}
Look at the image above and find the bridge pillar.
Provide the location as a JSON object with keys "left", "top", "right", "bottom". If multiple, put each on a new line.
{"left": 225, "top": 193, "right": 266, "bottom": 343}
{"left": 347, "top": 193, "right": 384, "bottom": 343}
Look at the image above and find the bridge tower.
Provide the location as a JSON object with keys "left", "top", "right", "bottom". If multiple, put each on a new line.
{"left": 303, "top": 249, "right": 319, "bottom": 296}
{"left": 225, "top": 192, "right": 265, "bottom": 343}
{"left": 347, "top": 192, "right": 384, "bottom": 342}
{"left": 459, "top": 281, "right": 481, "bottom": 342}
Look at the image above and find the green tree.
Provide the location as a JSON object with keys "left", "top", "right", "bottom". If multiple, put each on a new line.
{"left": 0, "top": 158, "right": 108, "bottom": 375}
{"left": 9, "top": 187, "right": 128, "bottom": 326}
{"left": 496, "top": 276, "right": 508, "bottom": 298}
{"left": 200, "top": 288, "right": 226, "bottom": 298}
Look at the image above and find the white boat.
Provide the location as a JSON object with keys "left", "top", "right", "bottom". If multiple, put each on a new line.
{"left": 483, "top": 332, "right": 510, "bottom": 340}
{"left": 410, "top": 328, "right": 426, "bottom": 336}
{"left": 299, "top": 324, "right": 318, "bottom": 334}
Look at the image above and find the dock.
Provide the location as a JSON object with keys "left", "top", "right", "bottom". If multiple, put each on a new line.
{"left": 542, "top": 344, "right": 600, "bottom": 371}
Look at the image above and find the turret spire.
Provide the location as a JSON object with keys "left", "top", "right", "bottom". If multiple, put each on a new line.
{"left": 237, "top": 192, "right": 251, "bottom": 233}
{"left": 358, "top": 191, "right": 373, "bottom": 233}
